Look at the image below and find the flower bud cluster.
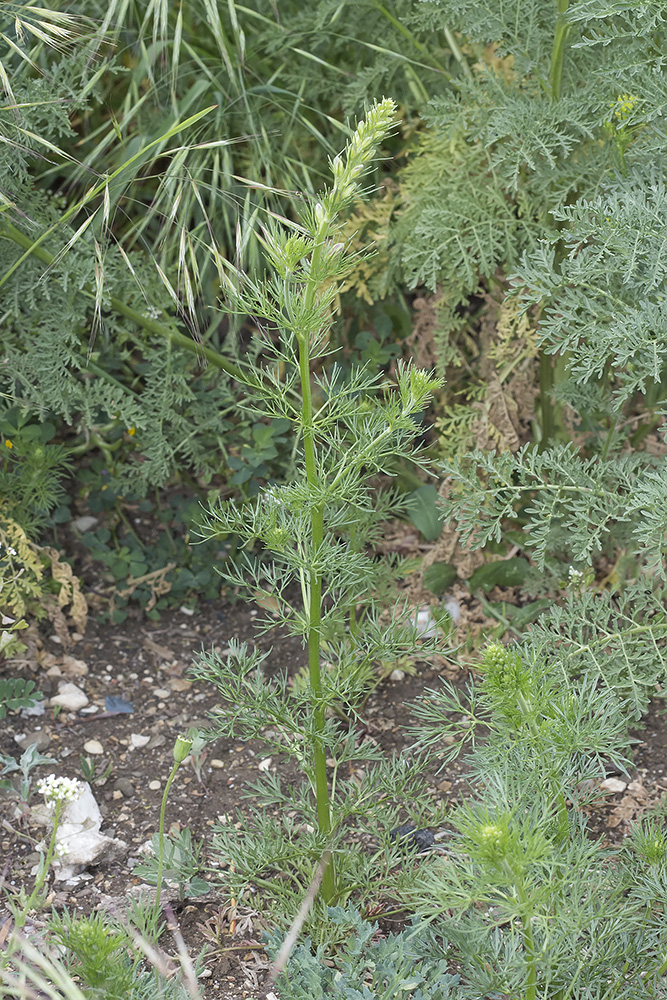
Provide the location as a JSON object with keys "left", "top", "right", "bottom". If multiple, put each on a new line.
{"left": 482, "top": 641, "right": 534, "bottom": 718}
{"left": 609, "top": 92, "right": 639, "bottom": 123}
{"left": 397, "top": 363, "right": 442, "bottom": 414}
{"left": 37, "top": 774, "right": 83, "bottom": 805}
{"left": 326, "top": 98, "right": 396, "bottom": 216}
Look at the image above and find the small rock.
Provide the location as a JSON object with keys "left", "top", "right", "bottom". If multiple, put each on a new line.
{"left": 258, "top": 757, "right": 272, "bottom": 772}
{"left": 114, "top": 778, "right": 135, "bottom": 798}
{"left": 146, "top": 734, "right": 166, "bottom": 750}
{"left": 414, "top": 607, "right": 439, "bottom": 638}
{"left": 112, "top": 790, "right": 123, "bottom": 801}
{"left": 390, "top": 669, "right": 405, "bottom": 682}
{"left": 71, "top": 515, "right": 99, "bottom": 533}
{"left": 210, "top": 759, "right": 225, "bottom": 769}
{"left": 31, "top": 782, "right": 126, "bottom": 881}
{"left": 51, "top": 683, "right": 89, "bottom": 713}
{"left": 148, "top": 780, "right": 161, "bottom": 791}
{"left": 61, "top": 655, "right": 89, "bottom": 677}
{"left": 168, "top": 678, "right": 191, "bottom": 693}
{"left": 80, "top": 705, "right": 100, "bottom": 715}
{"left": 106, "top": 696, "right": 133, "bottom": 714}
{"left": 443, "top": 595, "right": 461, "bottom": 623}
{"left": 45, "top": 665, "right": 63, "bottom": 678}
{"left": 83, "top": 740, "right": 104, "bottom": 756}
{"left": 15, "top": 730, "right": 51, "bottom": 752}
{"left": 22, "top": 701, "right": 46, "bottom": 718}
{"left": 600, "top": 777, "right": 627, "bottom": 793}
{"left": 130, "top": 733, "right": 151, "bottom": 749}
{"left": 389, "top": 825, "right": 435, "bottom": 853}
{"left": 152, "top": 688, "right": 171, "bottom": 699}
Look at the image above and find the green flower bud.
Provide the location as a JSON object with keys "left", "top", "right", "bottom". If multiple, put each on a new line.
{"left": 173, "top": 734, "right": 193, "bottom": 763}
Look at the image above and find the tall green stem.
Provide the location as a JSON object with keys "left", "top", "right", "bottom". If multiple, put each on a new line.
{"left": 538, "top": 349, "right": 554, "bottom": 451}
{"left": 156, "top": 761, "right": 180, "bottom": 910}
{"left": 549, "top": 0, "right": 570, "bottom": 101}
{"left": 536, "top": 2, "right": 570, "bottom": 448}
{"left": 21, "top": 801, "right": 64, "bottom": 918}
{"left": 369, "top": 0, "right": 472, "bottom": 81}
{"left": 298, "top": 234, "right": 335, "bottom": 903}
{"left": 518, "top": 885, "right": 538, "bottom": 1000}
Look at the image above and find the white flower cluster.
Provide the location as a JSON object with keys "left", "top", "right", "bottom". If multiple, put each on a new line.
{"left": 37, "top": 774, "right": 83, "bottom": 805}
{"left": 0, "top": 541, "right": 18, "bottom": 556}
{"left": 568, "top": 566, "right": 584, "bottom": 585}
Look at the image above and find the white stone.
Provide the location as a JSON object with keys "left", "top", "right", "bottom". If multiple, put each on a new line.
{"left": 148, "top": 780, "right": 161, "bottom": 791}
{"left": 51, "top": 683, "right": 89, "bottom": 713}
{"left": 414, "top": 607, "right": 439, "bottom": 638}
{"left": 444, "top": 595, "right": 461, "bottom": 623}
{"left": 600, "top": 777, "right": 627, "bottom": 793}
{"left": 258, "top": 757, "right": 272, "bottom": 772}
{"left": 83, "top": 739, "right": 104, "bottom": 755}
{"left": 130, "top": 733, "right": 151, "bottom": 748}
{"left": 22, "top": 701, "right": 46, "bottom": 717}
{"left": 390, "top": 669, "right": 406, "bottom": 682}
{"left": 71, "top": 515, "right": 99, "bottom": 533}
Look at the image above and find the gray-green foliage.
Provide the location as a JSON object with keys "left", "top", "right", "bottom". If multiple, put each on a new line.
{"left": 406, "top": 639, "right": 667, "bottom": 999}
{"left": 265, "top": 905, "right": 459, "bottom": 999}
{"left": 514, "top": 167, "right": 667, "bottom": 408}
{"left": 397, "top": 0, "right": 665, "bottom": 296}
{"left": 387, "top": 1, "right": 667, "bottom": 584}
{"left": 439, "top": 443, "right": 667, "bottom": 575}
{"left": 267, "top": 627, "right": 667, "bottom": 996}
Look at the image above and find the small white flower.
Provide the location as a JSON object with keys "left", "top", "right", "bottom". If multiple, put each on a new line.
{"left": 54, "top": 842, "right": 69, "bottom": 858}
{"left": 568, "top": 566, "right": 584, "bottom": 585}
{"left": 37, "top": 774, "right": 83, "bottom": 805}
{"left": 143, "top": 305, "right": 162, "bottom": 320}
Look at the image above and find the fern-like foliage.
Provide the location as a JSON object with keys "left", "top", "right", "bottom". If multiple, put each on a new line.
{"left": 513, "top": 166, "right": 667, "bottom": 406}
{"left": 391, "top": 0, "right": 667, "bottom": 363}
{"left": 380, "top": 2, "right": 667, "bottom": 604}
{"left": 439, "top": 443, "right": 667, "bottom": 573}
{"left": 266, "top": 905, "right": 458, "bottom": 999}
{"left": 523, "top": 583, "right": 667, "bottom": 719}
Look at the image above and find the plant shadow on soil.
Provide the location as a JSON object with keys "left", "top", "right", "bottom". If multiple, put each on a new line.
{"left": 2, "top": 596, "right": 667, "bottom": 998}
